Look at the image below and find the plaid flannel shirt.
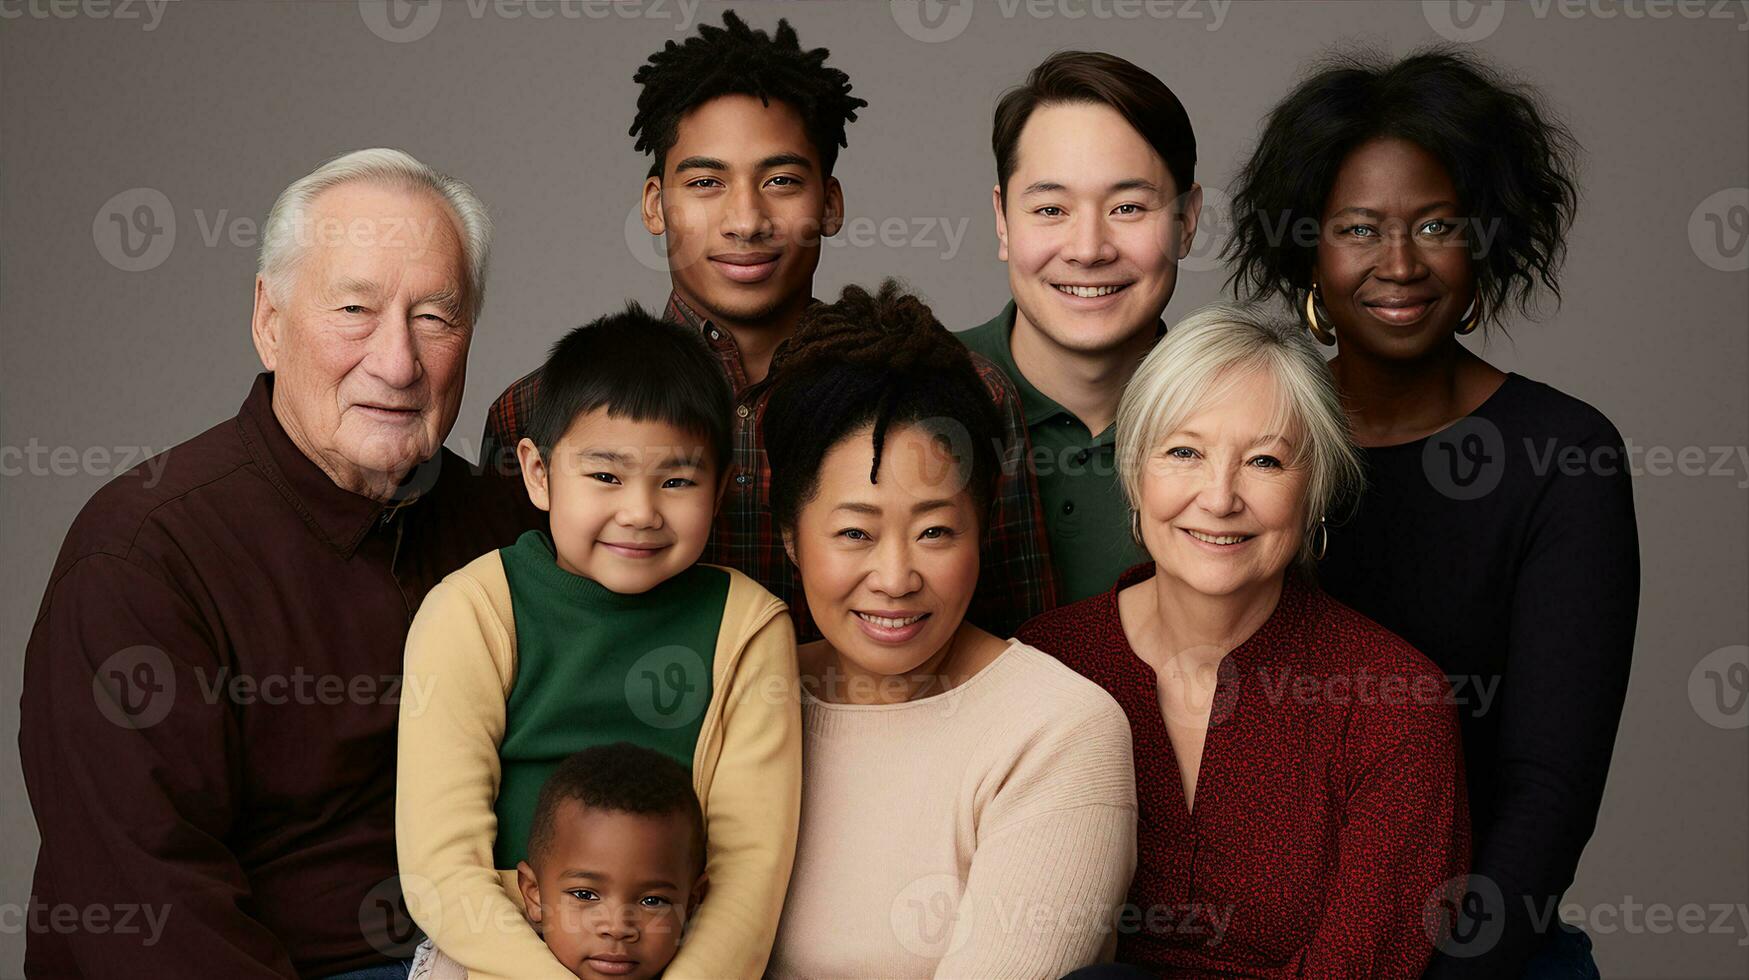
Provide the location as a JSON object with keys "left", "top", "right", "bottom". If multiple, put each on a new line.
{"left": 480, "top": 293, "right": 1058, "bottom": 642}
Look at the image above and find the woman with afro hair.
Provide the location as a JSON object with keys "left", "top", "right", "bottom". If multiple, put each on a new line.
{"left": 1225, "top": 47, "right": 1638, "bottom": 980}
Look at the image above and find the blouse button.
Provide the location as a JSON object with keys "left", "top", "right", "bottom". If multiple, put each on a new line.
{"left": 736, "top": 405, "right": 750, "bottom": 419}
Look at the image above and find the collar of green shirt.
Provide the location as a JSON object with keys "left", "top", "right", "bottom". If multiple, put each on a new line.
{"left": 958, "top": 300, "right": 1166, "bottom": 447}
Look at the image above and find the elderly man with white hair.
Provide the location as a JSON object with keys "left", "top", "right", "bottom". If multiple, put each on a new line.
{"left": 19, "top": 149, "right": 529, "bottom": 979}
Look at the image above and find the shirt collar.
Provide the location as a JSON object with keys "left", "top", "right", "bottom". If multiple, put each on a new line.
{"left": 975, "top": 300, "right": 1167, "bottom": 443}
{"left": 668, "top": 290, "right": 818, "bottom": 394}
{"left": 236, "top": 372, "right": 427, "bottom": 558}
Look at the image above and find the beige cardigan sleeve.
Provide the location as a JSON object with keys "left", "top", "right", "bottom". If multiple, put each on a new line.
{"left": 665, "top": 571, "right": 802, "bottom": 980}
{"left": 933, "top": 687, "right": 1139, "bottom": 979}
{"left": 395, "top": 555, "right": 576, "bottom": 980}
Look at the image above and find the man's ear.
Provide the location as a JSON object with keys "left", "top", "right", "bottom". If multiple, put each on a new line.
{"left": 517, "top": 438, "right": 553, "bottom": 513}
{"left": 250, "top": 277, "right": 282, "bottom": 372}
{"left": 821, "top": 176, "right": 844, "bottom": 239}
{"left": 991, "top": 185, "right": 1009, "bottom": 263}
{"left": 641, "top": 176, "right": 665, "bottom": 237}
{"left": 1174, "top": 181, "right": 1204, "bottom": 261}
{"left": 517, "top": 860, "right": 543, "bottom": 927}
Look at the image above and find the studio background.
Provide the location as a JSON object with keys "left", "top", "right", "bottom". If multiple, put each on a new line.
{"left": 2, "top": 1, "right": 1745, "bottom": 976}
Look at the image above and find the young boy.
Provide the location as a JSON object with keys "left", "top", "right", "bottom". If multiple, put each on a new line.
{"left": 397, "top": 306, "right": 801, "bottom": 980}
{"left": 412, "top": 743, "right": 710, "bottom": 980}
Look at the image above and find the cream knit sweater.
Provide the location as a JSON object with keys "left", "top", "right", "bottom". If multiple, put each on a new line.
{"left": 768, "top": 642, "right": 1138, "bottom": 979}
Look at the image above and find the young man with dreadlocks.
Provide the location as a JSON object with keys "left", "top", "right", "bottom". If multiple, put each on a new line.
{"left": 480, "top": 10, "right": 1057, "bottom": 642}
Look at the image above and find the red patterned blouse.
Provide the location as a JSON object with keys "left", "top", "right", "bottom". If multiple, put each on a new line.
{"left": 1016, "top": 563, "right": 1470, "bottom": 979}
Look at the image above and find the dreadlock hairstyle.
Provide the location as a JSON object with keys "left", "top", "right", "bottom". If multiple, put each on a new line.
{"left": 763, "top": 280, "right": 1002, "bottom": 538}
{"left": 629, "top": 9, "right": 867, "bottom": 179}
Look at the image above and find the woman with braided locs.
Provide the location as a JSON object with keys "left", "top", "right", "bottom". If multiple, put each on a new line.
{"left": 762, "top": 280, "right": 1138, "bottom": 979}
{"left": 1225, "top": 46, "right": 1639, "bottom": 979}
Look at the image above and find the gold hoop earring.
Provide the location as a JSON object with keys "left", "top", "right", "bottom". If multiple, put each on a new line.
{"left": 1303, "top": 286, "right": 1337, "bottom": 347}
{"left": 1455, "top": 296, "right": 1483, "bottom": 335}
{"left": 1309, "top": 516, "right": 1328, "bottom": 561}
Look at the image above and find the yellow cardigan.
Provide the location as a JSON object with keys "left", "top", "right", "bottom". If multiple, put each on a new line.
{"left": 396, "top": 550, "right": 801, "bottom": 980}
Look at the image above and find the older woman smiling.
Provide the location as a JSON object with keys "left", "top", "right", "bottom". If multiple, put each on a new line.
{"left": 763, "top": 281, "right": 1136, "bottom": 979}
{"left": 1027, "top": 304, "right": 1469, "bottom": 979}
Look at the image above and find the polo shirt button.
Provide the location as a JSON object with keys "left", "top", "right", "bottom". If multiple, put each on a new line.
{"left": 1062, "top": 500, "right": 1076, "bottom": 515}
{"left": 736, "top": 405, "right": 750, "bottom": 419}
{"left": 735, "top": 473, "right": 751, "bottom": 486}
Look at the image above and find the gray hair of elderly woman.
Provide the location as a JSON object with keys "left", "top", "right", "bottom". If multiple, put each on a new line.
{"left": 255, "top": 147, "right": 492, "bottom": 326}
{"left": 1114, "top": 302, "right": 1365, "bottom": 567}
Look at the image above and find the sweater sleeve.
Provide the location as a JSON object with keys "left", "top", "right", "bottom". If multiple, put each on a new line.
{"left": 395, "top": 573, "right": 575, "bottom": 980}
{"left": 664, "top": 604, "right": 802, "bottom": 980}
{"left": 933, "top": 690, "right": 1138, "bottom": 979}
{"left": 19, "top": 554, "right": 299, "bottom": 978}
{"left": 1426, "top": 418, "right": 1639, "bottom": 978}
{"left": 1300, "top": 654, "right": 1470, "bottom": 980}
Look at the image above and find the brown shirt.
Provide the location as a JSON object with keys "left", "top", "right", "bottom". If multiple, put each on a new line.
{"left": 19, "top": 373, "right": 531, "bottom": 978}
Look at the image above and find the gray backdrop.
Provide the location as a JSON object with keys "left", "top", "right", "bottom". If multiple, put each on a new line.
{"left": 3, "top": 1, "right": 1745, "bottom": 976}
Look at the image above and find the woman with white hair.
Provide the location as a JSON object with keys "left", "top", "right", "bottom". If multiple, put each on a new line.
{"left": 1025, "top": 304, "right": 1469, "bottom": 979}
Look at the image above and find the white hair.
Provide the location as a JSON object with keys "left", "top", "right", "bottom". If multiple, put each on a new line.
{"left": 256, "top": 148, "right": 492, "bottom": 325}
{"left": 1114, "top": 302, "right": 1365, "bottom": 564}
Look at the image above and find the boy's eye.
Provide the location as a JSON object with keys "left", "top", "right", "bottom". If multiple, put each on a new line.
{"left": 661, "top": 477, "right": 698, "bottom": 489}
{"left": 766, "top": 175, "right": 800, "bottom": 188}
{"left": 686, "top": 177, "right": 723, "bottom": 189}
{"left": 639, "top": 896, "right": 673, "bottom": 909}
{"left": 566, "top": 889, "right": 599, "bottom": 902}
{"left": 588, "top": 472, "right": 621, "bottom": 485}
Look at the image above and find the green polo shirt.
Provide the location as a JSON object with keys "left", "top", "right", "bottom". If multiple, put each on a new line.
{"left": 957, "top": 301, "right": 1157, "bottom": 604}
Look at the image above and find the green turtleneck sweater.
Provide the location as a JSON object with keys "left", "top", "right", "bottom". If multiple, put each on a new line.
{"left": 492, "top": 529, "right": 729, "bottom": 867}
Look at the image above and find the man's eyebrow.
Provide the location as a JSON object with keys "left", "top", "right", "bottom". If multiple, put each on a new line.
{"left": 1110, "top": 178, "right": 1162, "bottom": 194}
{"left": 672, "top": 156, "right": 728, "bottom": 173}
{"left": 416, "top": 287, "right": 463, "bottom": 320}
{"left": 759, "top": 153, "right": 815, "bottom": 172}
{"left": 1020, "top": 180, "right": 1067, "bottom": 196}
{"left": 328, "top": 277, "right": 383, "bottom": 299}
